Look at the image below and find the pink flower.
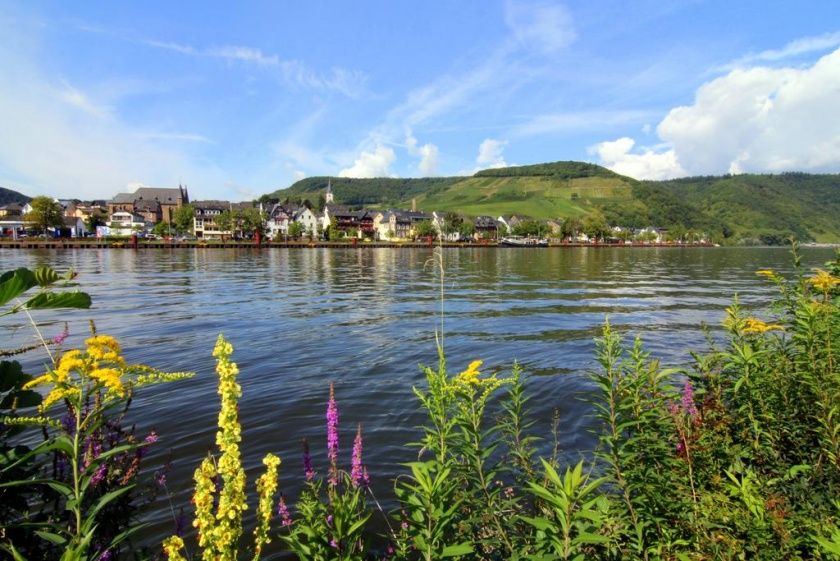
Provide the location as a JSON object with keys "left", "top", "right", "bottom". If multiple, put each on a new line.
{"left": 681, "top": 380, "right": 698, "bottom": 418}
{"left": 277, "top": 496, "right": 293, "bottom": 527}
{"left": 351, "top": 425, "right": 369, "bottom": 488}
{"left": 302, "top": 438, "right": 315, "bottom": 481}
{"left": 326, "top": 383, "right": 339, "bottom": 486}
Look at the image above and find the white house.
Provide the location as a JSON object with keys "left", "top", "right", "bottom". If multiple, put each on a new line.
{"left": 268, "top": 203, "right": 318, "bottom": 239}
{"left": 107, "top": 211, "right": 147, "bottom": 236}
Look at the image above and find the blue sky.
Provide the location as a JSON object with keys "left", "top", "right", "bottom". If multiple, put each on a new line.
{"left": 1, "top": 1, "right": 839, "bottom": 200}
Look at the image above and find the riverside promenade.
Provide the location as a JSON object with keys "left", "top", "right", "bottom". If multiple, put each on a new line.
{"left": 0, "top": 239, "right": 715, "bottom": 250}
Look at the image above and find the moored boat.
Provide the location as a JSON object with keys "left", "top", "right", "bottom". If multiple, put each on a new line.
{"left": 500, "top": 236, "right": 549, "bottom": 247}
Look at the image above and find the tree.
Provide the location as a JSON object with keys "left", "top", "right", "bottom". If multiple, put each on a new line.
{"left": 288, "top": 221, "right": 304, "bottom": 239}
{"left": 414, "top": 220, "right": 438, "bottom": 240}
{"left": 216, "top": 210, "right": 234, "bottom": 241}
{"left": 152, "top": 221, "right": 171, "bottom": 237}
{"left": 458, "top": 219, "right": 475, "bottom": 240}
{"left": 25, "top": 196, "right": 64, "bottom": 236}
{"left": 582, "top": 213, "right": 609, "bottom": 241}
{"left": 173, "top": 204, "right": 195, "bottom": 234}
{"left": 512, "top": 220, "right": 545, "bottom": 237}
{"left": 561, "top": 217, "right": 582, "bottom": 240}
{"left": 85, "top": 209, "right": 107, "bottom": 234}
{"left": 239, "top": 207, "right": 266, "bottom": 237}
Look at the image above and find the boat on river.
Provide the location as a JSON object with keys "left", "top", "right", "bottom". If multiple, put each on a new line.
{"left": 500, "top": 236, "right": 549, "bottom": 247}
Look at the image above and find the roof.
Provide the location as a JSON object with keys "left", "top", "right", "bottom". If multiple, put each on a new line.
{"left": 474, "top": 216, "right": 498, "bottom": 228}
{"left": 134, "top": 199, "right": 160, "bottom": 212}
{"left": 110, "top": 186, "right": 186, "bottom": 205}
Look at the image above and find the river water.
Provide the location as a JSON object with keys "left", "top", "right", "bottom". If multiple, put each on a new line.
{"left": 1, "top": 246, "right": 834, "bottom": 555}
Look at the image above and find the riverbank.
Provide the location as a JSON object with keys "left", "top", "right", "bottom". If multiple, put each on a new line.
{"left": 0, "top": 239, "right": 716, "bottom": 249}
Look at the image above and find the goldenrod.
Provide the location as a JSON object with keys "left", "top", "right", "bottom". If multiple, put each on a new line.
{"left": 809, "top": 269, "right": 839, "bottom": 292}
{"left": 743, "top": 318, "right": 784, "bottom": 334}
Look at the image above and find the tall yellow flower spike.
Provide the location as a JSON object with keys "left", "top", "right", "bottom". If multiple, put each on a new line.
{"left": 171, "top": 335, "right": 281, "bottom": 561}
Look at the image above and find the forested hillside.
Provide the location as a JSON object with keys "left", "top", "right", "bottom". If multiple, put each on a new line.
{"left": 266, "top": 162, "right": 840, "bottom": 244}
{"left": 0, "top": 186, "right": 31, "bottom": 205}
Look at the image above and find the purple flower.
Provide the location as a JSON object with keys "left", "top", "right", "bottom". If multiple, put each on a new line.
{"left": 155, "top": 469, "right": 168, "bottom": 487}
{"left": 174, "top": 508, "right": 187, "bottom": 537}
{"left": 326, "top": 383, "right": 339, "bottom": 486}
{"left": 329, "top": 538, "right": 338, "bottom": 549}
{"left": 144, "top": 431, "right": 159, "bottom": 445}
{"left": 302, "top": 438, "right": 315, "bottom": 482}
{"left": 52, "top": 323, "right": 69, "bottom": 345}
{"left": 99, "top": 549, "right": 112, "bottom": 561}
{"left": 681, "top": 380, "right": 698, "bottom": 418}
{"left": 351, "top": 425, "right": 369, "bottom": 488}
{"left": 61, "top": 411, "right": 76, "bottom": 435}
{"left": 326, "top": 514, "right": 333, "bottom": 527}
{"left": 277, "top": 496, "right": 293, "bottom": 527}
{"left": 90, "top": 463, "right": 107, "bottom": 487}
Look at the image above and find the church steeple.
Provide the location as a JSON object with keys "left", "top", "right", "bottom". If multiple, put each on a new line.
{"left": 325, "top": 179, "right": 334, "bottom": 204}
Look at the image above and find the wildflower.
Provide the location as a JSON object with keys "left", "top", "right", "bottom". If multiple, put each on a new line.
{"left": 351, "top": 424, "right": 369, "bottom": 488}
{"left": 742, "top": 318, "right": 784, "bottom": 334}
{"left": 809, "top": 269, "right": 839, "bottom": 292}
{"left": 755, "top": 269, "right": 777, "bottom": 279}
{"left": 162, "top": 535, "right": 186, "bottom": 561}
{"left": 144, "top": 431, "right": 159, "bottom": 445}
{"left": 327, "top": 514, "right": 333, "bottom": 527}
{"left": 455, "top": 360, "right": 482, "bottom": 386}
{"left": 302, "top": 438, "right": 315, "bottom": 481}
{"left": 90, "top": 463, "right": 107, "bottom": 487}
{"left": 330, "top": 538, "right": 339, "bottom": 549}
{"left": 89, "top": 367, "right": 124, "bottom": 397}
{"left": 277, "top": 496, "right": 293, "bottom": 527}
{"left": 253, "top": 453, "right": 281, "bottom": 558}
{"left": 327, "top": 383, "right": 339, "bottom": 486}
{"left": 681, "top": 380, "right": 698, "bottom": 418}
{"left": 39, "top": 386, "right": 80, "bottom": 413}
{"left": 52, "top": 323, "right": 69, "bottom": 345}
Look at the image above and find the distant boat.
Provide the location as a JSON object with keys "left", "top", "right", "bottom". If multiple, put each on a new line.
{"left": 500, "top": 236, "right": 549, "bottom": 247}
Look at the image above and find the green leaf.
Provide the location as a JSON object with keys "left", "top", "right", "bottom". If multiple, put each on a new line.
{"left": 0, "top": 360, "right": 25, "bottom": 391}
{"left": 22, "top": 291, "right": 92, "bottom": 311}
{"left": 0, "top": 268, "right": 37, "bottom": 308}
{"left": 441, "top": 542, "right": 474, "bottom": 557}
{"left": 34, "top": 530, "right": 68, "bottom": 546}
{"left": 33, "top": 267, "right": 62, "bottom": 288}
{"left": 0, "top": 389, "right": 42, "bottom": 409}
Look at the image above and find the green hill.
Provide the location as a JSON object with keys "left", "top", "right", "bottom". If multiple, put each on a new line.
{"left": 0, "top": 186, "right": 31, "bottom": 205}
{"left": 265, "top": 162, "right": 840, "bottom": 244}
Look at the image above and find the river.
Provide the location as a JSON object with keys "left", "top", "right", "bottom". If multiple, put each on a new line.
{"left": 1, "top": 246, "right": 834, "bottom": 555}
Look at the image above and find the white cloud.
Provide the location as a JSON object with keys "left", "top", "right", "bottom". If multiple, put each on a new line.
{"left": 592, "top": 45, "right": 840, "bottom": 178}
{"left": 510, "top": 109, "right": 655, "bottom": 137}
{"left": 145, "top": 40, "right": 368, "bottom": 97}
{"left": 721, "top": 31, "right": 840, "bottom": 70}
{"left": 659, "top": 47, "right": 840, "bottom": 174}
{"left": 504, "top": 0, "right": 577, "bottom": 54}
{"left": 338, "top": 145, "right": 396, "bottom": 178}
{"left": 589, "top": 137, "right": 684, "bottom": 180}
{"left": 477, "top": 138, "right": 509, "bottom": 169}
{"left": 0, "top": 27, "right": 229, "bottom": 199}
{"left": 405, "top": 130, "right": 440, "bottom": 176}
{"left": 293, "top": 170, "right": 306, "bottom": 181}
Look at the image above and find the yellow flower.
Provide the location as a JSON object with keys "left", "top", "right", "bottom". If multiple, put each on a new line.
{"left": 455, "top": 360, "right": 483, "bottom": 386}
{"left": 85, "top": 334, "right": 122, "bottom": 354}
{"left": 809, "top": 269, "right": 839, "bottom": 292}
{"left": 253, "top": 453, "right": 281, "bottom": 557}
{"left": 755, "top": 269, "right": 778, "bottom": 280}
{"left": 162, "top": 536, "right": 186, "bottom": 561}
{"left": 742, "top": 318, "right": 784, "bottom": 334}
{"left": 40, "top": 387, "right": 81, "bottom": 412}
{"left": 89, "top": 367, "right": 124, "bottom": 396}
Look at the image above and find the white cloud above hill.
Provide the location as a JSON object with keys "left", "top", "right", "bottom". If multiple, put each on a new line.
{"left": 338, "top": 145, "right": 396, "bottom": 178}
{"left": 592, "top": 46, "right": 840, "bottom": 179}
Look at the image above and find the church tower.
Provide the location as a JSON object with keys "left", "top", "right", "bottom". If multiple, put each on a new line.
{"left": 325, "top": 179, "right": 334, "bottom": 204}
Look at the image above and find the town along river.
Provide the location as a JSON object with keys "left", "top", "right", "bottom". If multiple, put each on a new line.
{"left": 1, "top": 246, "right": 835, "bottom": 555}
